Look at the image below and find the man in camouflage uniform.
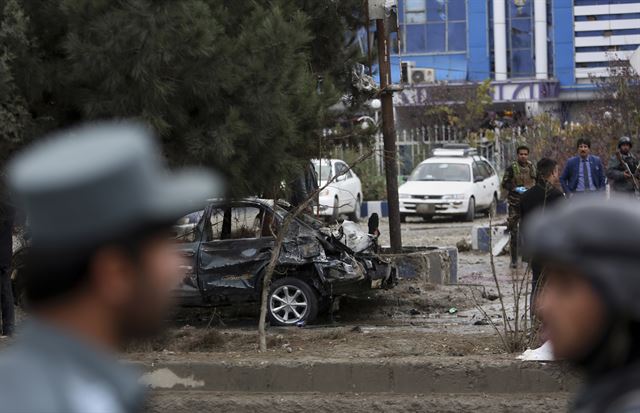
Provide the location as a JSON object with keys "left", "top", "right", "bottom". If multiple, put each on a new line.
{"left": 607, "top": 136, "right": 638, "bottom": 196}
{"left": 502, "top": 145, "right": 536, "bottom": 268}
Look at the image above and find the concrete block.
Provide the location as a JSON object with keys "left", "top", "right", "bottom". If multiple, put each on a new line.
{"left": 472, "top": 225, "right": 508, "bottom": 252}
{"left": 381, "top": 247, "right": 458, "bottom": 284}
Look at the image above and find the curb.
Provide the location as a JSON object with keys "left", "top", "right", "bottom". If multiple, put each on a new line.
{"left": 137, "top": 358, "right": 579, "bottom": 394}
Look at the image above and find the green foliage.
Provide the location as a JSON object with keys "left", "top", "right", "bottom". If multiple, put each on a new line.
{"left": 0, "top": 0, "right": 31, "bottom": 163}
{"left": 342, "top": 148, "right": 386, "bottom": 201}
{"left": 415, "top": 79, "right": 494, "bottom": 135}
{"left": 0, "top": 0, "right": 365, "bottom": 196}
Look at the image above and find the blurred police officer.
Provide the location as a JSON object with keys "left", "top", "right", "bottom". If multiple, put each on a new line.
{"left": 607, "top": 136, "right": 639, "bottom": 195}
{"left": 0, "top": 122, "right": 220, "bottom": 413}
{"left": 525, "top": 199, "right": 640, "bottom": 412}
{"left": 501, "top": 145, "right": 536, "bottom": 268}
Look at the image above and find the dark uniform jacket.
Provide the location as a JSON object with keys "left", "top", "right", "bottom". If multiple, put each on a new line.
{"left": 520, "top": 181, "right": 565, "bottom": 223}
{"left": 0, "top": 201, "right": 14, "bottom": 269}
{"left": 607, "top": 153, "right": 639, "bottom": 193}
{"left": 501, "top": 161, "right": 536, "bottom": 206}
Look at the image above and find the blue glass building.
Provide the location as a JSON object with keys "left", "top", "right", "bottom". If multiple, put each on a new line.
{"left": 389, "top": 0, "right": 640, "bottom": 123}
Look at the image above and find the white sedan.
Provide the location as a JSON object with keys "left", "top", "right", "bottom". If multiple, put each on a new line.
{"left": 313, "top": 159, "right": 363, "bottom": 221}
{"left": 398, "top": 148, "right": 500, "bottom": 222}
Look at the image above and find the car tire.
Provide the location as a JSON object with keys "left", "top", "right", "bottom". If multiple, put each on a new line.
{"left": 400, "top": 214, "right": 407, "bottom": 223}
{"left": 465, "top": 197, "right": 476, "bottom": 222}
{"left": 268, "top": 277, "right": 319, "bottom": 326}
{"left": 331, "top": 197, "right": 340, "bottom": 222}
{"left": 422, "top": 215, "right": 433, "bottom": 222}
{"left": 349, "top": 196, "right": 362, "bottom": 222}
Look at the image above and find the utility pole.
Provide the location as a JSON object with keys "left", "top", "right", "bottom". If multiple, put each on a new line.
{"left": 374, "top": 10, "right": 402, "bottom": 253}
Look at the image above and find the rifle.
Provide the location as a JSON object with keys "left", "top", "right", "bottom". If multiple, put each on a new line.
{"left": 615, "top": 150, "right": 640, "bottom": 194}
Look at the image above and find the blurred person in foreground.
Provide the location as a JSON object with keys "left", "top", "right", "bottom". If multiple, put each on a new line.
{"left": 560, "top": 138, "right": 606, "bottom": 196}
{"left": 525, "top": 199, "right": 640, "bottom": 412}
{"left": 0, "top": 179, "right": 15, "bottom": 337}
{"left": 0, "top": 122, "right": 220, "bottom": 413}
{"left": 501, "top": 145, "right": 536, "bottom": 268}
{"left": 519, "top": 158, "right": 564, "bottom": 316}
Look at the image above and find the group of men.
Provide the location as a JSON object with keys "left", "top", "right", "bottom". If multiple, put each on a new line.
{"left": 502, "top": 136, "right": 640, "bottom": 412}
{"left": 503, "top": 136, "right": 638, "bottom": 268}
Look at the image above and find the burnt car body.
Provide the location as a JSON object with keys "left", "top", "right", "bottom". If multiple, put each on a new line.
{"left": 173, "top": 199, "right": 396, "bottom": 325}
{"left": 12, "top": 198, "right": 395, "bottom": 326}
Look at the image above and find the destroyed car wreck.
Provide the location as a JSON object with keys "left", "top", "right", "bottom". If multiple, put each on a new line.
{"left": 173, "top": 199, "right": 396, "bottom": 326}
{"left": 12, "top": 199, "right": 396, "bottom": 326}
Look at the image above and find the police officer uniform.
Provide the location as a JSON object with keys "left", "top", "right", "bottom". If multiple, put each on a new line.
{"left": 501, "top": 159, "right": 536, "bottom": 267}
{"left": 607, "top": 136, "right": 639, "bottom": 195}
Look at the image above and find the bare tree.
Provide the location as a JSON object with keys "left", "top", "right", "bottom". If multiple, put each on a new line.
{"left": 258, "top": 150, "right": 375, "bottom": 351}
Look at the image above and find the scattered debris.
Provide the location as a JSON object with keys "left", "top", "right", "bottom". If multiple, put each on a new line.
{"left": 409, "top": 308, "right": 421, "bottom": 316}
{"left": 456, "top": 238, "right": 472, "bottom": 252}
{"left": 517, "top": 341, "right": 555, "bottom": 361}
{"left": 482, "top": 290, "right": 500, "bottom": 301}
{"left": 473, "top": 319, "right": 490, "bottom": 326}
{"left": 448, "top": 307, "right": 458, "bottom": 314}
{"left": 407, "top": 286, "right": 421, "bottom": 295}
{"left": 351, "top": 326, "right": 363, "bottom": 333}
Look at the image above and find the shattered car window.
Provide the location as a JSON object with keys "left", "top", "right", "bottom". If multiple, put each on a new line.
{"left": 229, "top": 207, "right": 262, "bottom": 239}
{"left": 207, "top": 208, "right": 225, "bottom": 241}
{"left": 171, "top": 210, "right": 204, "bottom": 243}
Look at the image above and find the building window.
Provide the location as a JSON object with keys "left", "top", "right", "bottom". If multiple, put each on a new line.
{"left": 507, "top": 0, "right": 534, "bottom": 77}
{"left": 401, "top": 0, "right": 467, "bottom": 54}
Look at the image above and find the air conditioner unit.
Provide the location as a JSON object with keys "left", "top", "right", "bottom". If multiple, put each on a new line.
{"left": 409, "top": 67, "right": 436, "bottom": 85}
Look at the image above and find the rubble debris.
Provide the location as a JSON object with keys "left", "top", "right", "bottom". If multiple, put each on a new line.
{"left": 456, "top": 239, "right": 472, "bottom": 252}
{"left": 409, "top": 308, "right": 421, "bottom": 316}
{"left": 482, "top": 290, "right": 500, "bottom": 301}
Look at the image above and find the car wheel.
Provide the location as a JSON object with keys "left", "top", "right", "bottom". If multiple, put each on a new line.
{"left": 465, "top": 197, "right": 476, "bottom": 222}
{"left": 400, "top": 214, "right": 406, "bottom": 223}
{"left": 331, "top": 197, "right": 339, "bottom": 222}
{"left": 349, "top": 196, "right": 362, "bottom": 222}
{"left": 268, "top": 277, "right": 319, "bottom": 326}
{"left": 422, "top": 215, "right": 433, "bottom": 222}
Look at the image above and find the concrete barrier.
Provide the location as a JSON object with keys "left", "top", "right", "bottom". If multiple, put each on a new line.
{"left": 380, "top": 246, "right": 458, "bottom": 284}
{"left": 472, "top": 225, "right": 508, "bottom": 252}
{"left": 361, "top": 200, "right": 388, "bottom": 219}
{"left": 137, "top": 357, "right": 579, "bottom": 394}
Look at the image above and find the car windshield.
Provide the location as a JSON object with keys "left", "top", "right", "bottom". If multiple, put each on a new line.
{"left": 409, "top": 163, "right": 470, "bottom": 182}
{"left": 312, "top": 160, "right": 332, "bottom": 181}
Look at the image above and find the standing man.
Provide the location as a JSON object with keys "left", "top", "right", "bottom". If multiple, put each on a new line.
{"left": 519, "top": 158, "right": 564, "bottom": 315}
{"left": 0, "top": 122, "right": 220, "bottom": 413}
{"left": 560, "top": 138, "right": 606, "bottom": 196}
{"left": 525, "top": 199, "right": 640, "bottom": 412}
{"left": 501, "top": 145, "right": 536, "bottom": 268}
{"left": 607, "top": 136, "right": 638, "bottom": 196}
{"left": 0, "top": 181, "right": 15, "bottom": 337}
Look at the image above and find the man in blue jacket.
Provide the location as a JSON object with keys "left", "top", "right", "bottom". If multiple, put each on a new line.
{"left": 560, "top": 138, "right": 606, "bottom": 196}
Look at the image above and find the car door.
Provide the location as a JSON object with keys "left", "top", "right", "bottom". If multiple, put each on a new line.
{"left": 171, "top": 210, "right": 205, "bottom": 305}
{"left": 334, "top": 161, "right": 357, "bottom": 211}
{"left": 471, "top": 161, "right": 490, "bottom": 207}
{"left": 481, "top": 160, "right": 499, "bottom": 200}
{"left": 197, "top": 203, "right": 277, "bottom": 299}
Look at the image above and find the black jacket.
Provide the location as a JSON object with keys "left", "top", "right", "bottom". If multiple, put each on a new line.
{"left": 0, "top": 201, "right": 14, "bottom": 269}
{"left": 520, "top": 181, "right": 565, "bottom": 224}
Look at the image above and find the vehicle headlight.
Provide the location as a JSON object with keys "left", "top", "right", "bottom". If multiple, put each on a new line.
{"left": 442, "top": 194, "right": 465, "bottom": 200}
{"left": 399, "top": 193, "right": 410, "bottom": 199}
{"left": 320, "top": 189, "right": 330, "bottom": 197}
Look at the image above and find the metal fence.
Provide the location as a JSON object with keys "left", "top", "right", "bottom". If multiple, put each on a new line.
{"left": 326, "top": 126, "right": 519, "bottom": 177}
